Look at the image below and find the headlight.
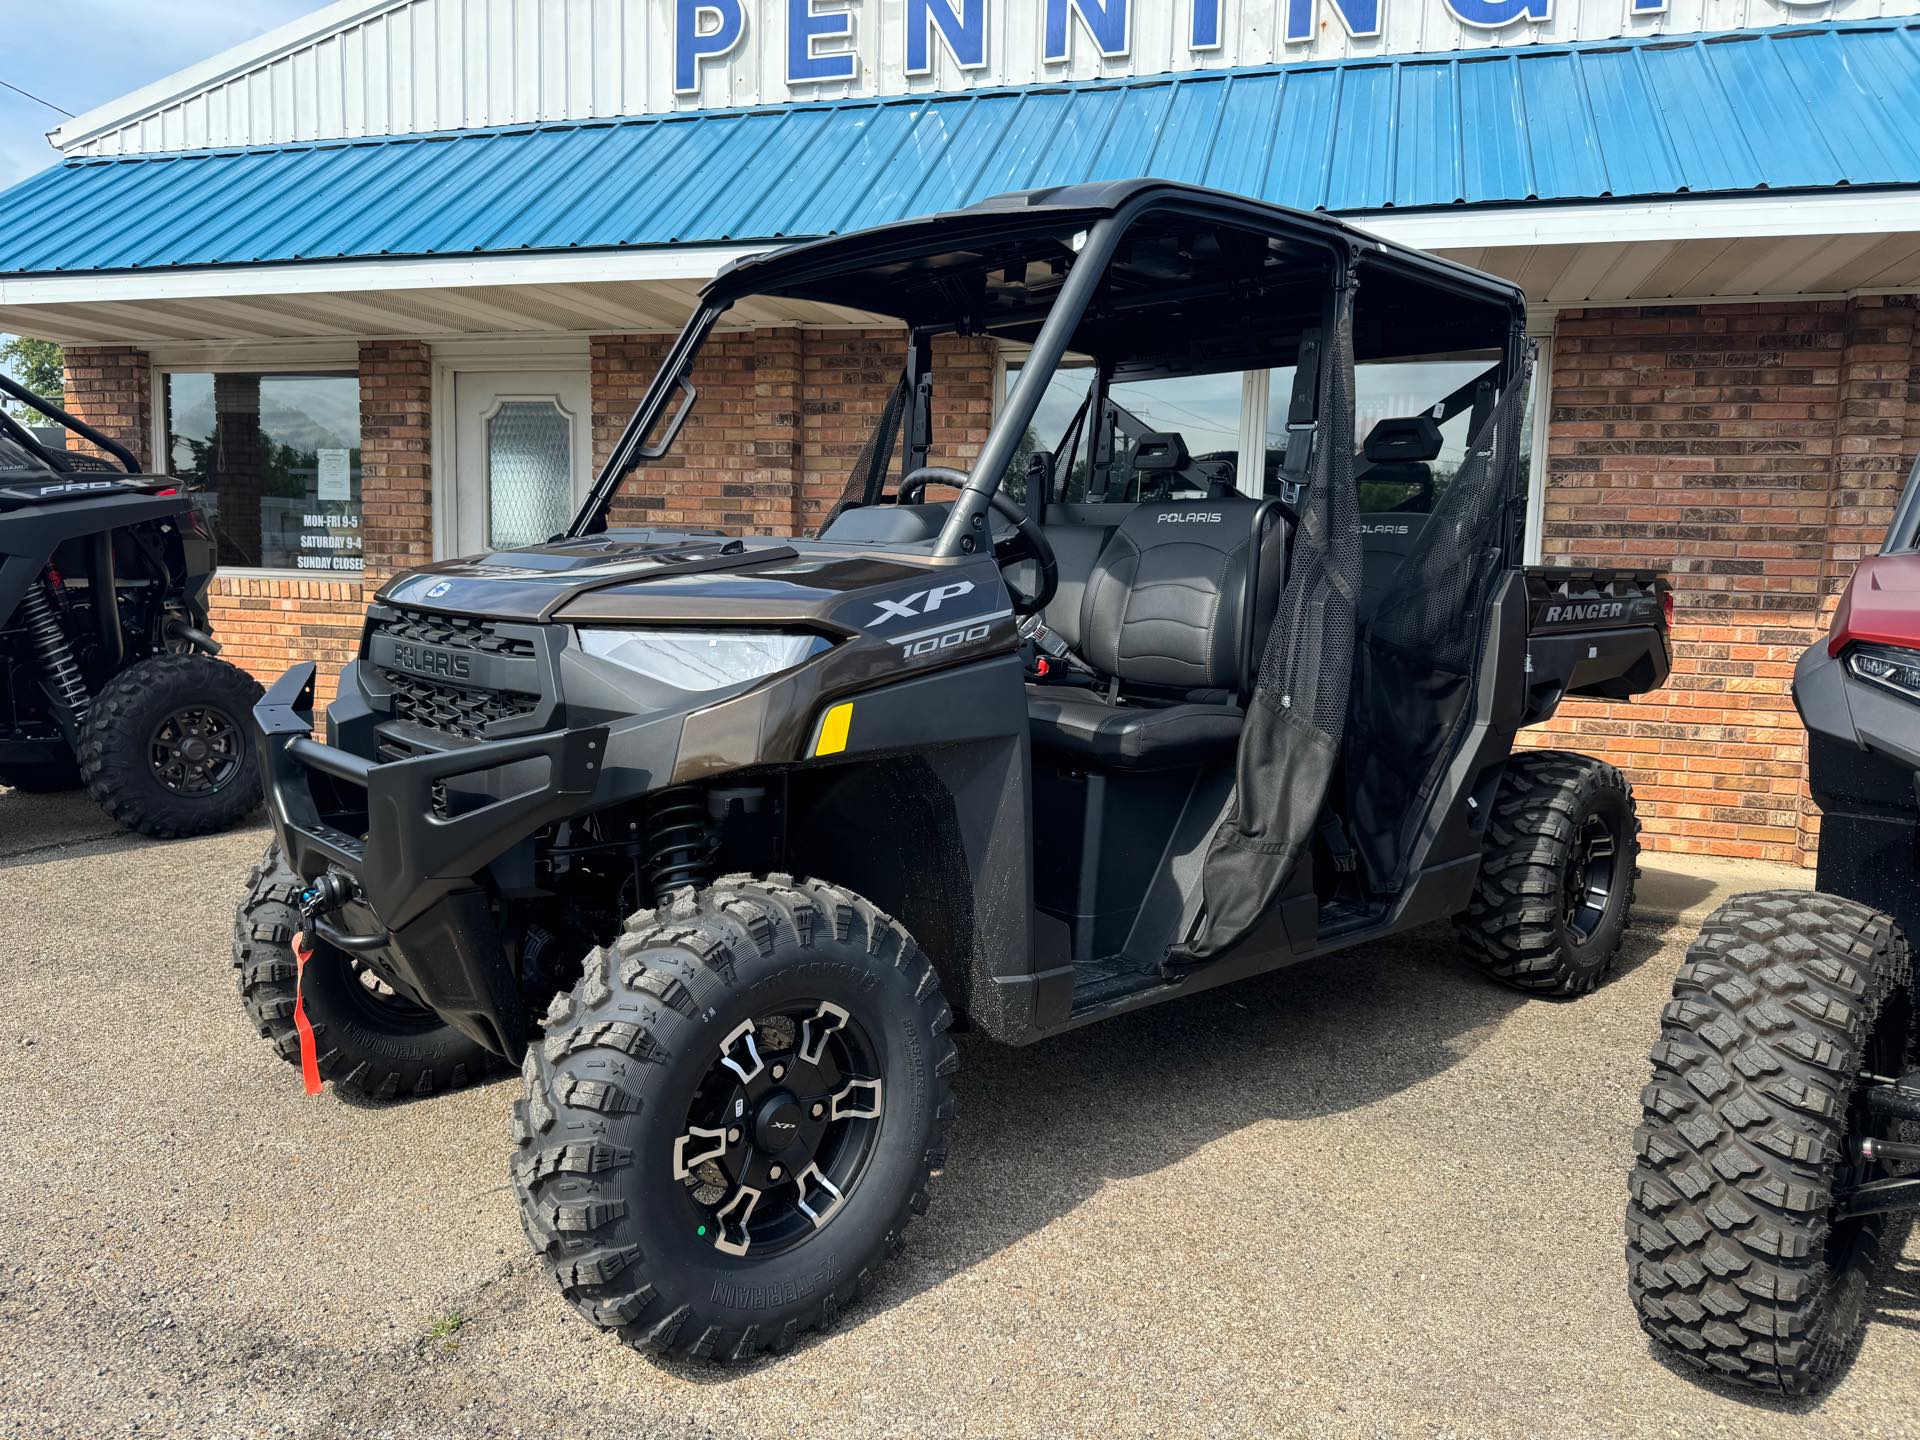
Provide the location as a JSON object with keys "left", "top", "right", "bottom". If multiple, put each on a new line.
{"left": 1848, "top": 644, "right": 1920, "bottom": 702}
{"left": 576, "top": 628, "right": 829, "bottom": 692}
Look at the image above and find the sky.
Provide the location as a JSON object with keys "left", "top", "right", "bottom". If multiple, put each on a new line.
{"left": 0, "top": 0, "right": 318, "bottom": 189}
{"left": 0, "top": 1, "right": 319, "bottom": 383}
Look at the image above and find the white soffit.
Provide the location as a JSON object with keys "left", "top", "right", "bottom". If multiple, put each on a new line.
{"left": 6, "top": 193, "right": 1920, "bottom": 344}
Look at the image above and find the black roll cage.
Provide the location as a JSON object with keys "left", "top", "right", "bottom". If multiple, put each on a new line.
{"left": 0, "top": 371, "right": 142, "bottom": 475}
{"left": 568, "top": 181, "right": 1530, "bottom": 558}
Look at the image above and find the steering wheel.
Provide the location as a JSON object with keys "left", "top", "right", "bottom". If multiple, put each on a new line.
{"left": 897, "top": 466, "right": 1058, "bottom": 616}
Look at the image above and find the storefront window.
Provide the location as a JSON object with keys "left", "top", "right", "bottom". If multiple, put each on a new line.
{"left": 1266, "top": 352, "right": 1532, "bottom": 514}
{"left": 1002, "top": 360, "right": 1094, "bottom": 502}
{"left": 1004, "top": 360, "right": 1250, "bottom": 501}
{"left": 163, "top": 372, "right": 363, "bottom": 574}
{"left": 1103, "top": 371, "right": 1244, "bottom": 500}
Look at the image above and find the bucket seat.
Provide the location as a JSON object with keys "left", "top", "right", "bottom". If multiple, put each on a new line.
{"left": 1027, "top": 500, "right": 1288, "bottom": 769}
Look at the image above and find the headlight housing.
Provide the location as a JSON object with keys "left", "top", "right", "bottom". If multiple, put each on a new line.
{"left": 576, "top": 628, "right": 829, "bottom": 693}
{"left": 1847, "top": 644, "right": 1920, "bottom": 702}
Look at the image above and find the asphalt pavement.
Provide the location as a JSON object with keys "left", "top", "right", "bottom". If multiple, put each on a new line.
{"left": 4, "top": 789, "right": 1919, "bottom": 1439}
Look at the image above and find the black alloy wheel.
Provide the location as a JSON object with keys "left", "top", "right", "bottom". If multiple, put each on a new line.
{"left": 674, "top": 1004, "right": 885, "bottom": 1258}
{"left": 514, "top": 875, "right": 956, "bottom": 1361}
{"left": 340, "top": 956, "right": 447, "bottom": 1035}
{"left": 1562, "top": 809, "right": 1622, "bottom": 943}
{"left": 148, "top": 702, "right": 245, "bottom": 796}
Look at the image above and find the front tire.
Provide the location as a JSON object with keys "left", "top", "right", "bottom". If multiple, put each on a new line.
{"left": 1456, "top": 749, "right": 1638, "bottom": 995}
{"left": 233, "top": 844, "right": 497, "bottom": 1100}
{"left": 80, "top": 652, "right": 264, "bottom": 837}
{"left": 512, "top": 875, "right": 957, "bottom": 1361}
{"left": 1625, "top": 891, "right": 1914, "bottom": 1394}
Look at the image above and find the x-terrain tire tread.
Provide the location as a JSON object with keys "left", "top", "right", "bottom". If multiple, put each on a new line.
{"left": 1456, "top": 749, "right": 1638, "bottom": 995}
{"left": 1624, "top": 890, "right": 1913, "bottom": 1395}
{"left": 511, "top": 874, "right": 957, "bottom": 1362}
{"left": 233, "top": 843, "right": 493, "bottom": 1100}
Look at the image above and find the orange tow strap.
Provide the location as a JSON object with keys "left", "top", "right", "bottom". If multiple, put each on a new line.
{"left": 290, "top": 930, "right": 324, "bottom": 1096}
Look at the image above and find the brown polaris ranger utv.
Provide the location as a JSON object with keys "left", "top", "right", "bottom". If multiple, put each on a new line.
{"left": 236, "top": 181, "right": 1672, "bottom": 1359}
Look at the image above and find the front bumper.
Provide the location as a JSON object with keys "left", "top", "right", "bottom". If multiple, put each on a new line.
{"left": 254, "top": 662, "right": 609, "bottom": 1056}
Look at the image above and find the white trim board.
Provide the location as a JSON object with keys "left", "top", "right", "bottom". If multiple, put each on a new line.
{"left": 0, "top": 245, "right": 767, "bottom": 307}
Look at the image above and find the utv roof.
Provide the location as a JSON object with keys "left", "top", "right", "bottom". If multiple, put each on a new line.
{"left": 709, "top": 179, "right": 1526, "bottom": 315}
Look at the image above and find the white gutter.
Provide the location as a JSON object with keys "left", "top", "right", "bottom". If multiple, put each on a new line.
{"left": 3, "top": 190, "right": 1919, "bottom": 310}
{"left": 1356, "top": 189, "right": 1920, "bottom": 249}
{"left": 0, "top": 245, "right": 772, "bottom": 307}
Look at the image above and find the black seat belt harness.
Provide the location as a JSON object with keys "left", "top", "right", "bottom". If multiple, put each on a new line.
{"left": 1277, "top": 328, "right": 1323, "bottom": 508}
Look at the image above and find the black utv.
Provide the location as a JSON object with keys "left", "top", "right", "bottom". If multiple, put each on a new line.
{"left": 1626, "top": 461, "right": 1920, "bottom": 1395}
{"left": 1, "top": 375, "right": 262, "bottom": 835}
{"left": 239, "top": 181, "right": 1672, "bottom": 1360}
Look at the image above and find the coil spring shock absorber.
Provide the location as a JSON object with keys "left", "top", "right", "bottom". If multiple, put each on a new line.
{"left": 20, "top": 572, "right": 90, "bottom": 743}
{"left": 646, "top": 786, "right": 714, "bottom": 903}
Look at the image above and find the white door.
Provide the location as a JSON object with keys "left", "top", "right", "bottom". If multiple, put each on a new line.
{"left": 452, "top": 371, "right": 592, "bottom": 555}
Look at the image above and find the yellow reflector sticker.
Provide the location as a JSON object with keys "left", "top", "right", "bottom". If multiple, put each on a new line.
{"left": 814, "top": 702, "right": 854, "bottom": 756}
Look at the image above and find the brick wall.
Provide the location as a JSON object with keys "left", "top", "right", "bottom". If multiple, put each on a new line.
{"left": 593, "top": 327, "right": 995, "bottom": 535}
{"left": 1523, "top": 297, "right": 1920, "bottom": 864}
{"left": 359, "top": 340, "right": 433, "bottom": 584}
{"left": 61, "top": 345, "right": 151, "bottom": 470}
{"left": 207, "top": 577, "right": 364, "bottom": 707}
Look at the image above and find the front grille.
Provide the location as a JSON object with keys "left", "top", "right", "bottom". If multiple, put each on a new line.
{"left": 368, "top": 605, "right": 544, "bottom": 741}
{"left": 383, "top": 672, "right": 539, "bottom": 741}
{"left": 373, "top": 607, "right": 536, "bottom": 657}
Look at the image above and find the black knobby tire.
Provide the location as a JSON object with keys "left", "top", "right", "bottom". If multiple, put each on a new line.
{"left": 79, "top": 652, "right": 265, "bottom": 838}
{"left": 512, "top": 874, "right": 957, "bottom": 1361}
{"left": 1455, "top": 749, "right": 1639, "bottom": 995}
{"left": 0, "top": 753, "right": 82, "bottom": 792}
{"left": 233, "top": 844, "right": 496, "bottom": 1101}
{"left": 1625, "top": 891, "right": 1915, "bottom": 1395}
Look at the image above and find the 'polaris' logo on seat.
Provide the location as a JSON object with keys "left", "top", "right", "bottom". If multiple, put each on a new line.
{"left": 1544, "top": 601, "right": 1626, "bottom": 623}
{"left": 391, "top": 642, "right": 471, "bottom": 680}
{"left": 1156, "top": 512, "right": 1221, "bottom": 523}
{"left": 1359, "top": 522, "right": 1411, "bottom": 536}
{"left": 870, "top": 579, "right": 974, "bottom": 626}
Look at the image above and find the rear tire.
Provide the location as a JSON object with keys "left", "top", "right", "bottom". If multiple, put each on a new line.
{"left": 1455, "top": 749, "right": 1638, "bottom": 995}
{"left": 1625, "top": 890, "right": 1914, "bottom": 1395}
{"left": 512, "top": 875, "right": 957, "bottom": 1361}
{"left": 233, "top": 843, "right": 496, "bottom": 1101}
{"left": 80, "top": 652, "right": 264, "bottom": 837}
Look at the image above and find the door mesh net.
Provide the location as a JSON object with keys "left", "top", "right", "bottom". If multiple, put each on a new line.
{"left": 1169, "top": 283, "right": 1362, "bottom": 966}
{"left": 1344, "top": 352, "right": 1533, "bottom": 889}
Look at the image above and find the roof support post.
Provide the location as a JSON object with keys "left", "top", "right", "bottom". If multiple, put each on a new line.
{"left": 934, "top": 215, "right": 1128, "bottom": 557}
{"left": 569, "top": 302, "right": 721, "bottom": 536}
{"left": 904, "top": 328, "right": 934, "bottom": 478}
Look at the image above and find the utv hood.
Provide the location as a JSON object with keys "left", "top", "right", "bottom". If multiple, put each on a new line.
{"left": 379, "top": 533, "right": 801, "bottom": 621}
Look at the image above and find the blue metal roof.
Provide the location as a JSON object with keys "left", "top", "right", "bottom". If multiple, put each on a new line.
{"left": 2, "top": 19, "right": 1917, "bottom": 278}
